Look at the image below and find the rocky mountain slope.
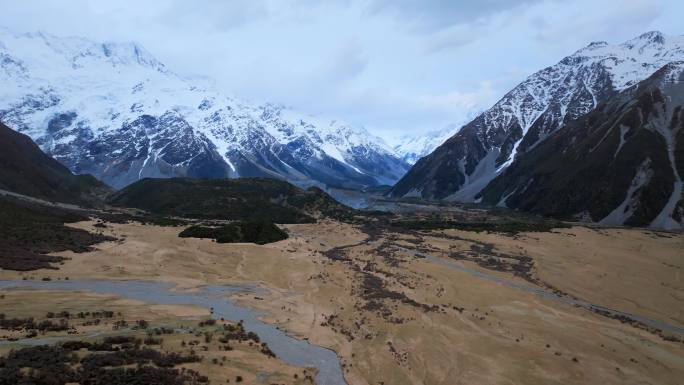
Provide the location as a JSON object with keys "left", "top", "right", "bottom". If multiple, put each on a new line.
{"left": 390, "top": 31, "right": 684, "bottom": 203}
{"left": 0, "top": 28, "right": 408, "bottom": 191}
{"left": 478, "top": 62, "right": 684, "bottom": 229}
{"left": 0, "top": 122, "right": 110, "bottom": 206}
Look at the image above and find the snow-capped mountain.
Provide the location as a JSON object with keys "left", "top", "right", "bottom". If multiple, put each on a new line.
{"left": 0, "top": 28, "right": 409, "bottom": 190}
{"left": 392, "top": 123, "right": 461, "bottom": 165}
{"left": 478, "top": 61, "right": 684, "bottom": 229}
{"left": 390, "top": 31, "right": 684, "bottom": 201}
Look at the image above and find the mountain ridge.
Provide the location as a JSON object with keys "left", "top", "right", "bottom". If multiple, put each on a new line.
{"left": 389, "top": 31, "right": 684, "bottom": 202}
{"left": 0, "top": 28, "right": 409, "bottom": 192}
{"left": 477, "top": 61, "right": 684, "bottom": 229}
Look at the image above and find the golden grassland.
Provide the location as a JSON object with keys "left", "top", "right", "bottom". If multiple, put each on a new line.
{"left": 1, "top": 219, "right": 683, "bottom": 385}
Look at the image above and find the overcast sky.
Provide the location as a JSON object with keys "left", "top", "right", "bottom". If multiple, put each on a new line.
{"left": 1, "top": 0, "right": 682, "bottom": 140}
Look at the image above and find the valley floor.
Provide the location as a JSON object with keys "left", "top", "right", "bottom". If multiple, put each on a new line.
{"left": 1, "top": 219, "right": 683, "bottom": 385}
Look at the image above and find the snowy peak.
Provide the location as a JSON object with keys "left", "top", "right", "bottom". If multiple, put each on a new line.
{"left": 260, "top": 105, "right": 407, "bottom": 186}
{"left": 0, "top": 29, "right": 166, "bottom": 78}
{"left": 625, "top": 30, "right": 666, "bottom": 48}
{"left": 585, "top": 41, "right": 609, "bottom": 49}
{"left": 392, "top": 123, "right": 462, "bottom": 164}
{"left": 571, "top": 31, "right": 684, "bottom": 90}
{"left": 390, "top": 31, "right": 684, "bottom": 205}
{"left": 0, "top": 28, "right": 408, "bottom": 192}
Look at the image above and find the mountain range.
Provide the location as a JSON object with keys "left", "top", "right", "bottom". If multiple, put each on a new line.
{"left": 2, "top": 27, "right": 683, "bottom": 230}
{"left": 390, "top": 31, "right": 684, "bottom": 229}
{"left": 0, "top": 28, "right": 409, "bottom": 192}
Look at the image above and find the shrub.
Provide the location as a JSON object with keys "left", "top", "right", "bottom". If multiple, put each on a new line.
{"left": 179, "top": 221, "right": 288, "bottom": 245}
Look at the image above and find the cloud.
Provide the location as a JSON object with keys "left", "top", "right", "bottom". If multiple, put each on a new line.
{"left": 0, "top": 0, "right": 681, "bottom": 139}
{"left": 424, "top": 20, "right": 491, "bottom": 52}
{"left": 304, "top": 79, "right": 499, "bottom": 138}
{"left": 324, "top": 40, "right": 369, "bottom": 81}
{"left": 156, "top": 0, "right": 271, "bottom": 31}
{"left": 366, "top": 0, "right": 543, "bottom": 31}
{"left": 527, "top": 0, "right": 666, "bottom": 46}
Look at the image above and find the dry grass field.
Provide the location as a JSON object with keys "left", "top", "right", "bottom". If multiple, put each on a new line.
{"left": 1, "top": 218, "right": 682, "bottom": 385}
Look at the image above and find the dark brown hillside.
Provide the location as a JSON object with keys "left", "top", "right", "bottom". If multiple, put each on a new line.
{"left": 0, "top": 122, "right": 110, "bottom": 206}
{"left": 0, "top": 196, "right": 114, "bottom": 271}
{"left": 478, "top": 63, "right": 684, "bottom": 228}
{"left": 107, "top": 177, "right": 357, "bottom": 223}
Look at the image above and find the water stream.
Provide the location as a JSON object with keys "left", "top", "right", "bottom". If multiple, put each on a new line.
{"left": 2, "top": 247, "right": 679, "bottom": 385}
{"left": 0, "top": 280, "right": 348, "bottom": 385}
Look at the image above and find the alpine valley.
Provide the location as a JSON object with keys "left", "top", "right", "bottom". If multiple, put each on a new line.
{"left": 1, "top": 17, "right": 684, "bottom": 385}
{"left": 0, "top": 28, "right": 409, "bottom": 192}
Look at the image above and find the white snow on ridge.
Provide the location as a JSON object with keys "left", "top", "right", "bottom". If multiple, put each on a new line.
{"left": 0, "top": 28, "right": 409, "bottom": 188}
{"left": 584, "top": 32, "right": 684, "bottom": 90}
{"left": 398, "top": 30, "right": 684, "bottom": 204}
{"left": 486, "top": 31, "right": 684, "bottom": 147}
{"left": 392, "top": 122, "right": 463, "bottom": 165}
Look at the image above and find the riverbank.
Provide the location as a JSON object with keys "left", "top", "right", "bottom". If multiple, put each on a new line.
{"left": 0, "top": 280, "right": 344, "bottom": 385}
